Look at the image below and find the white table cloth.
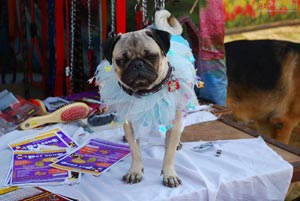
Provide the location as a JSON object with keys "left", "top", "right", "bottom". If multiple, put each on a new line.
{"left": 0, "top": 110, "right": 292, "bottom": 201}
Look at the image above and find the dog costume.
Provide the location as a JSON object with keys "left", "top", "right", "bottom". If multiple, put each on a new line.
{"left": 94, "top": 10, "right": 198, "bottom": 139}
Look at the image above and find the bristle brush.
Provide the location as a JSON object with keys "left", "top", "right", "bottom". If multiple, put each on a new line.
{"left": 20, "top": 102, "right": 90, "bottom": 130}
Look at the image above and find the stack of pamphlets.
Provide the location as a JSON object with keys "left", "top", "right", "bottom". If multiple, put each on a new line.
{"left": 5, "top": 127, "right": 131, "bottom": 186}
{"left": 6, "top": 128, "right": 80, "bottom": 186}
{"left": 0, "top": 186, "right": 78, "bottom": 201}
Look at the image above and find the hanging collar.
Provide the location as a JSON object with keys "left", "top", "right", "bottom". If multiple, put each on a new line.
{"left": 119, "top": 63, "right": 172, "bottom": 97}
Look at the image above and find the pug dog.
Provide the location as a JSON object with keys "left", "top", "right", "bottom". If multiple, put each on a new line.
{"left": 97, "top": 10, "right": 197, "bottom": 188}
{"left": 102, "top": 29, "right": 171, "bottom": 96}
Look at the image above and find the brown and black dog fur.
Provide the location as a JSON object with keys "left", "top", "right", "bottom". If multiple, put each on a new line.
{"left": 225, "top": 39, "right": 300, "bottom": 144}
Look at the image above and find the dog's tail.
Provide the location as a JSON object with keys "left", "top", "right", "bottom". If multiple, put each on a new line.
{"left": 155, "top": 9, "right": 183, "bottom": 35}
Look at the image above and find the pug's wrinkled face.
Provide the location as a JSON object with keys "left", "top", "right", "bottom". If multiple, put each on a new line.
{"left": 102, "top": 29, "right": 171, "bottom": 92}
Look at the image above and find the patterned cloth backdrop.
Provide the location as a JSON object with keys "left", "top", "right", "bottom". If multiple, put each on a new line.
{"left": 223, "top": 0, "right": 300, "bottom": 29}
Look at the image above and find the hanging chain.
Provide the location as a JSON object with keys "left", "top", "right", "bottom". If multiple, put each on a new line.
{"left": 135, "top": 0, "right": 140, "bottom": 12}
{"left": 20, "top": 0, "right": 30, "bottom": 98}
{"left": 154, "top": 0, "right": 165, "bottom": 11}
{"left": 87, "top": 0, "right": 92, "bottom": 49}
{"left": 70, "top": 0, "right": 76, "bottom": 79}
{"left": 142, "top": 0, "right": 148, "bottom": 26}
{"left": 99, "top": 0, "right": 103, "bottom": 59}
{"left": 109, "top": 0, "right": 115, "bottom": 37}
{"left": 72, "top": 0, "right": 85, "bottom": 92}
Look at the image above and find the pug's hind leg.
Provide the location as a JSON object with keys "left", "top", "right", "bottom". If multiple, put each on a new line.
{"left": 122, "top": 121, "right": 144, "bottom": 184}
{"left": 162, "top": 110, "right": 182, "bottom": 188}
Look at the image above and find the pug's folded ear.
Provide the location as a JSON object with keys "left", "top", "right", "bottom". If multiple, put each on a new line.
{"left": 146, "top": 28, "right": 171, "bottom": 56}
{"left": 102, "top": 35, "right": 121, "bottom": 64}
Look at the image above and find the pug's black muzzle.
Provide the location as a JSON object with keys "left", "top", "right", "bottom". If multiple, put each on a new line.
{"left": 121, "top": 59, "right": 157, "bottom": 89}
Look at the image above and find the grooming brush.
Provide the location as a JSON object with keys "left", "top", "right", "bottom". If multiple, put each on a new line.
{"left": 19, "top": 102, "right": 90, "bottom": 130}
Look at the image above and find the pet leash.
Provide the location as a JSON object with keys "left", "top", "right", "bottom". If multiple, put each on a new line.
{"left": 142, "top": 0, "right": 150, "bottom": 27}
{"left": 100, "top": 0, "right": 107, "bottom": 47}
{"left": 28, "top": 0, "right": 47, "bottom": 93}
{"left": 28, "top": 0, "right": 47, "bottom": 95}
{"left": 20, "top": 0, "right": 30, "bottom": 98}
{"left": 71, "top": 0, "right": 85, "bottom": 93}
{"left": 54, "top": 0, "right": 65, "bottom": 96}
{"left": 65, "top": 0, "right": 72, "bottom": 95}
{"left": 87, "top": 0, "right": 95, "bottom": 81}
{"left": 135, "top": 0, "right": 149, "bottom": 29}
{"left": 108, "top": 0, "right": 116, "bottom": 37}
{"left": 135, "top": 0, "right": 143, "bottom": 30}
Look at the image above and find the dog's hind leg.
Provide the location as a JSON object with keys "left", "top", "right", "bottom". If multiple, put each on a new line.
{"left": 256, "top": 120, "right": 273, "bottom": 138}
{"left": 122, "top": 121, "right": 144, "bottom": 184}
{"left": 257, "top": 116, "right": 298, "bottom": 144}
{"left": 162, "top": 110, "right": 182, "bottom": 188}
{"left": 270, "top": 116, "right": 299, "bottom": 145}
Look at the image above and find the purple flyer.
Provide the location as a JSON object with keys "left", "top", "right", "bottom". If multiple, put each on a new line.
{"left": 11, "top": 149, "right": 69, "bottom": 185}
{"left": 9, "top": 128, "right": 76, "bottom": 151}
{"left": 56, "top": 130, "right": 79, "bottom": 148}
{"left": 52, "top": 138, "right": 130, "bottom": 175}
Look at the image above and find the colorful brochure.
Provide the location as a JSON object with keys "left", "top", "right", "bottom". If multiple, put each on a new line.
{"left": 0, "top": 187, "right": 77, "bottom": 201}
{"left": 51, "top": 138, "right": 130, "bottom": 176}
{"left": 6, "top": 128, "right": 81, "bottom": 186}
{"left": 9, "top": 128, "right": 78, "bottom": 151}
{"left": 10, "top": 149, "right": 69, "bottom": 186}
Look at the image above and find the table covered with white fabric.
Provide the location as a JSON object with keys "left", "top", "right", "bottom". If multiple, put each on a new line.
{"left": 0, "top": 110, "right": 293, "bottom": 201}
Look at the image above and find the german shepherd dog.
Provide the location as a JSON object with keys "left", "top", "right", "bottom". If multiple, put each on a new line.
{"left": 225, "top": 39, "right": 300, "bottom": 144}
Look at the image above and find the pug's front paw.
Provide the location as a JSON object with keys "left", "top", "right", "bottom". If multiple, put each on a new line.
{"left": 123, "top": 167, "right": 144, "bottom": 184}
{"left": 161, "top": 168, "right": 182, "bottom": 188}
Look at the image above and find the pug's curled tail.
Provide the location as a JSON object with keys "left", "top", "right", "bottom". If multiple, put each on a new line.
{"left": 155, "top": 9, "right": 183, "bottom": 35}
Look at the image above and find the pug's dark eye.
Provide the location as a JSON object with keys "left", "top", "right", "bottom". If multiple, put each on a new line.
{"left": 147, "top": 54, "right": 158, "bottom": 61}
{"left": 116, "top": 58, "right": 127, "bottom": 66}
